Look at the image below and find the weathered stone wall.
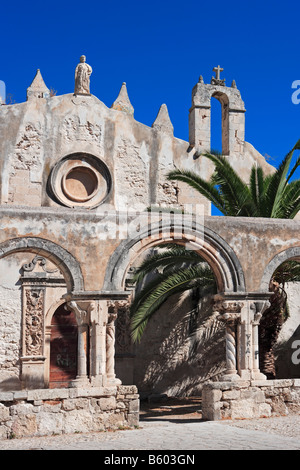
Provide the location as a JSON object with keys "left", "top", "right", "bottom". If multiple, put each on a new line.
{"left": 0, "top": 385, "right": 139, "bottom": 439}
{"left": 0, "top": 208, "right": 299, "bottom": 397}
{"left": 202, "top": 379, "right": 300, "bottom": 421}
{"left": 0, "top": 94, "right": 203, "bottom": 212}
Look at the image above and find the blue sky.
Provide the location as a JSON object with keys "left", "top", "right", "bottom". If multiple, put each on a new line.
{"left": 1, "top": 0, "right": 300, "bottom": 174}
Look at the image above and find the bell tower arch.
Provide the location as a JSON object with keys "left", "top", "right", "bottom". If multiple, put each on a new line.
{"left": 189, "top": 66, "right": 246, "bottom": 156}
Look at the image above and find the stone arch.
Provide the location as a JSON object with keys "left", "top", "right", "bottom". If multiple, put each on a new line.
{"left": 103, "top": 222, "right": 245, "bottom": 293}
{"left": 0, "top": 237, "right": 84, "bottom": 293}
{"left": 260, "top": 246, "right": 300, "bottom": 292}
{"left": 211, "top": 91, "right": 229, "bottom": 155}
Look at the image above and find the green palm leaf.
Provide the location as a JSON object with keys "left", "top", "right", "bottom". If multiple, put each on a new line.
{"left": 130, "top": 263, "right": 216, "bottom": 342}
{"left": 132, "top": 244, "right": 203, "bottom": 283}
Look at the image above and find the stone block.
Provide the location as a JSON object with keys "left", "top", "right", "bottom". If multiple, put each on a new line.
{"left": 128, "top": 399, "right": 140, "bottom": 413}
{"left": 63, "top": 409, "right": 97, "bottom": 434}
{"left": 13, "top": 391, "right": 28, "bottom": 400}
{"left": 99, "top": 397, "right": 116, "bottom": 411}
{"left": 0, "top": 392, "right": 14, "bottom": 402}
{"left": 62, "top": 399, "right": 76, "bottom": 411}
{"left": 0, "top": 403, "right": 10, "bottom": 422}
{"left": 10, "top": 403, "right": 34, "bottom": 416}
{"left": 27, "top": 388, "right": 68, "bottom": 401}
{"left": 222, "top": 389, "right": 240, "bottom": 400}
{"left": 41, "top": 402, "right": 62, "bottom": 413}
{"left": 127, "top": 411, "right": 139, "bottom": 427}
{"left": 36, "top": 412, "right": 64, "bottom": 436}
{"left": 117, "top": 385, "right": 138, "bottom": 395}
{"left": 240, "top": 389, "right": 265, "bottom": 403}
{"left": 258, "top": 403, "right": 272, "bottom": 417}
{"left": 104, "top": 411, "right": 125, "bottom": 429}
{"left": 230, "top": 400, "right": 255, "bottom": 419}
{"left": 272, "top": 379, "right": 293, "bottom": 388}
{"left": 270, "top": 397, "right": 289, "bottom": 416}
{"left": 11, "top": 414, "right": 37, "bottom": 438}
{"left": 251, "top": 380, "right": 271, "bottom": 387}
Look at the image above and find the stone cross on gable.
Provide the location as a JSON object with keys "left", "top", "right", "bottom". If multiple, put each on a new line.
{"left": 211, "top": 65, "right": 225, "bottom": 86}
{"left": 213, "top": 65, "right": 224, "bottom": 80}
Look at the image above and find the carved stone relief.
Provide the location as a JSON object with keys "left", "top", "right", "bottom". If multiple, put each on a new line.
{"left": 63, "top": 117, "right": 102, "bottom": 145}
{"left": 24, "top": 288, "right": 45, "bottom": 356}
{"left": 115, "top": 138, "right": 150, "bottom": 209}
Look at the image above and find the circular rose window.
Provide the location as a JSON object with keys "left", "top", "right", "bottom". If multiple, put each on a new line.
{"left": 62, "top": 166, "right": 99, "bottom": 202}
{"left": 50, "top": 153, "right": 112, "bottom": 208}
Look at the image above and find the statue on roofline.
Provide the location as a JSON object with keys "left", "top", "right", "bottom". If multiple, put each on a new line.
{"left": 74, "top": 55, "right": 92, "bottom": 95}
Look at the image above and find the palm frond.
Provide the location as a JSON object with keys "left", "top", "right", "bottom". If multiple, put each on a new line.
{"left": 167, "top": 169, "right": 227, "bottom": 214}
{"left": 132, "top": 244, "right": 204, "bottom": 283}
{"left": 130, "top": 264, "right": 216, "bottom": 342}
{"left": 273, "top": 260, "right": 300, "bottom": 284}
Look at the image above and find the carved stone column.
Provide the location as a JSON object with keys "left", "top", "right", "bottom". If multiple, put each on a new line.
{"left": 214, "top": 297, "right": 243, "bottom": 381}
{"left": 67, "top": 301, "right": 90, "bottom": 387}
{"left": 89, "top": 300, "right": 107, "bottom": 387}
{"left": 105, "top": 301, "right": 122, "bottom": 386}
{"left": 250, "top": 300, "right": 270, "bottom": 380}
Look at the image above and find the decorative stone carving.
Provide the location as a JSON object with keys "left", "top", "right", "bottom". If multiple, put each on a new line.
{"left": 74, "top": 55, "right": 92, "bottom": 95}
{"left": 115, "top": 300, "right": 132, "bottom": 355}
{"left": 106, "top": 300, "right": 123, "bottom": 385}
{"left": 250, "top": 300, "right": 271, "bottom": 380}
{"left": 49, "top": 153, "right": 112, "bottom": 209}
{"left": 211, "top": 65, "right": 225, "bottom": 86}
{"left": 214, "top": 299, "right": 243, "bottom": 380}
{"left": 67, "top": 300, "right": 91, "bottom": 386}
{"left": 22, "top": 255, "right": 59, "bottom": 274}
{"left": 24, "top": 288, "right": 44, "bottom": 356}
{"left": 63, "top": 117, "right": 102, "bottom": 144}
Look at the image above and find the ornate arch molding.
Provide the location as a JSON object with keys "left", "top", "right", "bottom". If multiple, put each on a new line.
{"left": 260, "top": 246, "right": 300, "bottom": 292}
{"left": 103, "top": 222, "right": 245, "bottom": 294}
{"left": 0, "top": 237, "right": 84, "bottom": 293}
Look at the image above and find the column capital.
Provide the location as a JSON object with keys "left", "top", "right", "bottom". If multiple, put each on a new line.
{"left": 67, "top": 300, "right": 91, "bottom": 325}
{"left": 213, "top": 295, "right": 244, "bottom": 322}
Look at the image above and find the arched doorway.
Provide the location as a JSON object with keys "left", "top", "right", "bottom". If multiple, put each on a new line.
{"left": 105, "top": 221, "right": 246, "bottom": 394}
{"left": 49, "top": 303, "right": 78, "bottom": 388}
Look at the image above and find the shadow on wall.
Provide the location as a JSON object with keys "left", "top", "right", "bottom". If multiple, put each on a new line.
{"left": 132, "top": 291, "right": 226, "bottom": 398}
{"left": 0, "top": 375, "right": 22, "bottom": 392}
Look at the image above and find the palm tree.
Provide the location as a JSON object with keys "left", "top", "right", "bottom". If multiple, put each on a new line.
{"left": 167, "top": 139, "right": 300, "bottom": 219}
{"left": 130, "top": 244, "right": 216, "bottom": 343}
{"left": 130, "top": 140, "right": 300, "bottom": 377}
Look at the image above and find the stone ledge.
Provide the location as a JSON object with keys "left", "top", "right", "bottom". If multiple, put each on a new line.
{"left": 0, "top": 385, "right": 137, "bottom": 403}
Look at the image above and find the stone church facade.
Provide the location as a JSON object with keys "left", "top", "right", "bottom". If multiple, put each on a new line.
{"left": 0, "top": 58, "right": 299, "bottom": 436}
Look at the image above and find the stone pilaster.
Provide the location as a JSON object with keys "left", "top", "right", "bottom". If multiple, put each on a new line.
{"left": 214, "top": 297, "right": 243, "bottom": 381}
